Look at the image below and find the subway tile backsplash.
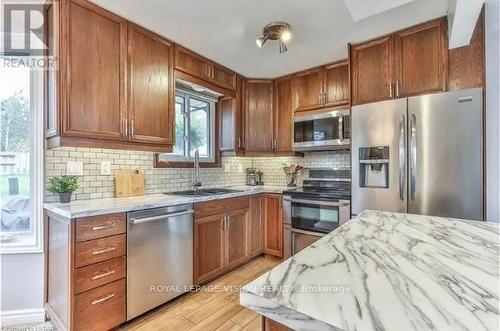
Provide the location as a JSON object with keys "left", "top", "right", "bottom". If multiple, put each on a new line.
{"left": 44, "top": 147, "right": 350, "bottom": 202}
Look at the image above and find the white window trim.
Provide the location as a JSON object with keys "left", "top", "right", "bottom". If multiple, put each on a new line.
{"left": 0, "top": 69, "right": 44, "bottom": 254}
{"left": 162, "top": 89, "right": 216, "bottom": 163}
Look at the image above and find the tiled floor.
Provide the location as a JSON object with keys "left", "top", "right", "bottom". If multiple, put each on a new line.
{"left": 119, "top": 255, "right": 281, "bottom": 331}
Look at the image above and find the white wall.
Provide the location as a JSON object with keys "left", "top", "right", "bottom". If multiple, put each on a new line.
{"left": 0, "top": 253, "right": 45, "bottom": 325}
{"left": 485, "top": 0, "right": 500, "bottom": 222}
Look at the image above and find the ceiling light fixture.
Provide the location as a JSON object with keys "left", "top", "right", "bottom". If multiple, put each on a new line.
{"left": 255, "top": 22, "right": 292, "bottom": 54}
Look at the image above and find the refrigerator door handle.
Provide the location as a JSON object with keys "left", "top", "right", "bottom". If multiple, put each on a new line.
{"left": 410, "top": 113, "right": 417, "bottom": 201}
{"left": 399, "top": 115, "right": 406, "bottom": 201}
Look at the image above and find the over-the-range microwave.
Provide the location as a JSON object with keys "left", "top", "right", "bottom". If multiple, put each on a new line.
{"left": 293, "top": 109, "right": 350, "bottom": 151}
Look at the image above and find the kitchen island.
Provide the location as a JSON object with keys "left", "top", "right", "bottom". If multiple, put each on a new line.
{"left": 240, "top": 210, "right": 500, "bottom": 331}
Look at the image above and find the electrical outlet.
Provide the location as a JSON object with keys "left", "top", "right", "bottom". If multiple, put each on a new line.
{"left": 66, "top": 161, "right": 83, "bottom": 176}
{"left": 101, "top": 161, "right": 112, "bottom": 175}
{"left": 238, "top": 164, "right": 243, "bottom": 173}
{"left": 224, "top": 163, "right": 231, "bottom": 173}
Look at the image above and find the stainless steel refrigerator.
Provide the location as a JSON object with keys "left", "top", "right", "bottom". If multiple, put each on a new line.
{"left": 351, "top": 88, "right": 483, "bottom": 221}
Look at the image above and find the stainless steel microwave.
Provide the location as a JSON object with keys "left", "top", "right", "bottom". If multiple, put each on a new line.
{"left": 293, "top": 109, "right": 350, "bottom": 151}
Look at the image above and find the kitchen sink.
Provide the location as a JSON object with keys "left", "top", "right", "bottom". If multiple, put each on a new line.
{"left": 167, "top": 188, "right": 243, "bottom": 196}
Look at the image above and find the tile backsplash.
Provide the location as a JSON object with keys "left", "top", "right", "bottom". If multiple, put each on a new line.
{"left": 44, "top": 147, "right": 350, "bottom": 202}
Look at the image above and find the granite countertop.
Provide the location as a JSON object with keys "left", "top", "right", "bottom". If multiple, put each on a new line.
{"left": 43, "top": 185, "right": 287, "bottom": 218}
{"left": 240, "top": 210, "right": 500, "bottom": 331}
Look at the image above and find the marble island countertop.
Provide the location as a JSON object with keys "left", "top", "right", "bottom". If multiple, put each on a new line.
{"left": 44, "top": 185, "right": 287, "bottom": 218}
{"left": 240, "top": 210, "right": 500, "bottom": 331}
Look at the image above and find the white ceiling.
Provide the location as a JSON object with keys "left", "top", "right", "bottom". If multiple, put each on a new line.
{"left": 91, "top": 0, "right": 449, "bottom": 78}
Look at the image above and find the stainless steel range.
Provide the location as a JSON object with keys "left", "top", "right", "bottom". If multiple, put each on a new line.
{"left": 283, "top": 168, "right": 351, "bottom": 258}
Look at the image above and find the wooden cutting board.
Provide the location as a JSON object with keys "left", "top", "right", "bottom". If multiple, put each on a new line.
{"left": 115, "top": 169, "right": 145, "bottom": 198}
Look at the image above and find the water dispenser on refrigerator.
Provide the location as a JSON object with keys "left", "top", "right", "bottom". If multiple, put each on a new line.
{"left": 359, "top": 146, "right": 389, "bottom": 188}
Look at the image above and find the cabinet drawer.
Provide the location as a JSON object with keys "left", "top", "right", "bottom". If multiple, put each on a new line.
{"left": 75, "top": 213, "right": 126, "bottom": 242}
{"left": 195, "top": 196, "right": 249, "bottom": 219}
{"left": 75, "top": 234, "right": 126, "bottom": 268}
{"left": 75, "top": 279, "right": 126, "bottom": 331}
{"left": 74, "top": 256, "right": 126, "bottom": 294}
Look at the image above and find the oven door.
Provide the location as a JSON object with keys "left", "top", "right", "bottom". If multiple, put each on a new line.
{"left": 290, "top": 198, "right": 350, "bottom": 233}
{"left": 291, "top": 228, "right": 324, "bottom": 255}
{"left": 293, "top": 109, "right": 350, "bottom": 151}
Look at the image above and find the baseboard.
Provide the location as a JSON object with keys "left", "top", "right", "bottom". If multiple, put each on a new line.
{"left": 0, "top": 308, "right": 45, "bottom": 326}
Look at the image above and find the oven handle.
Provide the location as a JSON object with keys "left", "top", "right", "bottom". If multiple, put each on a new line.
{"left": 287, "top": 198, "right": 350, "bottom": 207}
{"left": 291, "top": 227, "right": 325, "bottom": 237}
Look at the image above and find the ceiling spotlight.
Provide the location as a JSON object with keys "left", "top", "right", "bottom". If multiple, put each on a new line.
{"left": 256, "top": 36, "right": 268, "bottom": 48}
{"left": 255, "top": 22, "right": 292, "bottom": 54}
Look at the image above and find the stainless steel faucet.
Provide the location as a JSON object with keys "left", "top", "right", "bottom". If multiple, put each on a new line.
{"left": 193, "top": 149, "right": 202, "bottom": 192}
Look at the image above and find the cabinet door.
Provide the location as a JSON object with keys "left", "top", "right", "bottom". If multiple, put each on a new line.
{"left": 225, "top": 209, "right": 249, "bottom": 269}
{"left": 174, "top": 45, "right": 210, "bottom": 80}
{"left": 323, "top": 61, "right": 350, "bottom": 107}
{"left": 220, "top": 76, "right": 245, "bottom": 154}
{"left": 245, "top": 80, "right": 274, "bottom": 153}
{"left": 194, "top": 215, "right": 225, "bottom": 284}
{"left": 128, "top": 24, "right": 174, "bottom": 145}
{"left": 394, "top": 18, "right": 447, "bottom": 97}
{"left": 264, "top": 194, "right": 283, "bottom": 258}
{"left": 65, "top": 0, "right": 126, "bottom": 140}
{"left": 211, "top": 63, "right": 237, "bottom": 91}
{"left": 293, "top": 68, "right": 323, "bottom": 112}
{"left": 219, "top": 97, "right": 237, "bottom": 152}
{"left": 274, "top": 76, "right": 294, "bottom": 153}
{"left": 248, "top": 195, "right": 263, "bottom": 257}
{"left": 350, "top": 36, "right": 394, "bottom": 105}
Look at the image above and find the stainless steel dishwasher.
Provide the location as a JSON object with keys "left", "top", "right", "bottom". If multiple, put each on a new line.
{"left": 127, "top": 204, "right": 193, "bottom": 320}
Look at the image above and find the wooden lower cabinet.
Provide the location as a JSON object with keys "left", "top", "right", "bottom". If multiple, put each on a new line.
{"left": 194, "top": 194, "right": 283, "bottom": 284}
{"left": 264, "top": 194, "right": 283, "bottom": 258}
{"left": 45, "top": 211, "right": 127, "bottom": 331}
{"left": 194, "top": 214, "right": 226, "bottom": 284}
{"left": 263, "top": 317, "right": 291, "bottom": 331}
{"left": 248, "top": 195, "right": 264, "bottom": 257}
{"left": 225, "top": 209, "right": 249, "bottom": 269}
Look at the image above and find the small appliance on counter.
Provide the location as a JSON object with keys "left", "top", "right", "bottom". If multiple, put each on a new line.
{"left": 246, "top": 168, "right": 257, "bottom": 186}
{"left": 246, "top": 168, "right": 264, "bottom": 186}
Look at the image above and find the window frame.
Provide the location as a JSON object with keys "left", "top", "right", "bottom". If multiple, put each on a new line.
{"left": 155, "top": 88, "right": 221, "bottom": 168}
{"left": 0, "top": 68, "right": 44, "bottom": 254}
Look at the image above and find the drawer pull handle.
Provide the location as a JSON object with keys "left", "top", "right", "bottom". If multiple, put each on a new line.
{"left": 91, "top": 222, "right": 116, "bottom": 231}
{"left": 91, "top": 293, "right": 115, "bottom": 305}
{"left": 91, "top": 270, "right": 116, "bottom": 280}
{"left": 92, "top": 247, "right": 116, "bottom": 255}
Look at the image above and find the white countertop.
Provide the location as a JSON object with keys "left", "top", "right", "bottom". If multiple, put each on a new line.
{"left": 240, "top": 210, "right": 500, "bottom": 331}
{"left": 43, "top": 185, "right": 287, "bottom": 218}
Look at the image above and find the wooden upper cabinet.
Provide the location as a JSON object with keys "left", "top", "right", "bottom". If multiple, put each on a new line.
{"left": 220, "top": 76, "right": 245, "bottom": 155}
{"left": 323, "top": 61, "right": 350, "bottom": 107}
{"left": 293, "top": 68, "right": 323, "bottom": 112}
{"left": 225, "top": 209, "right": 249, "bottom": 268}
{"left": 174, "top": 45, "right": 210, "bottom": 81}
{"left": 448, "top": 11, "right": 484, "bottom": 90}
{"left": 175, "top": 45, "right": 236, "bottom": 91}
{"left": 211, "top": 63, "right": 237, "bottom": 91}
{"left": 65, "top": 0, "right": 127, "bottom": 140}
{"left": 263, "top": 194, "right": 283, "bottom": 258}
{"left": 245, "top": 80, "right": 274, "bottom": 153}
{"left": 351, "top": 17, "right": 448, "bottom": 105}
{"left": 194, "top": 214, "right": 225, "bottom": 284}
{"left": 128, "top": 24, "right": 174, "bottom": 145}
{"left": 45, "top": 0, "right": 174, "bottom": 152}
{"left": 274, "top": 76, "right": 294, "bottom": 153}
{"left": 393, "top": 18, "right": 447, "bottom": 97}
{"left": 350, "top": 35, "right": 394, "bottom": 105}
{"left": 293, "top": 61, "right": 349, "bottom": 112}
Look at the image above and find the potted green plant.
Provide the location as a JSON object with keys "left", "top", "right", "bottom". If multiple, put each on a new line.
{"left": 47, "top": 175, "right": 79, "bottom": 203}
